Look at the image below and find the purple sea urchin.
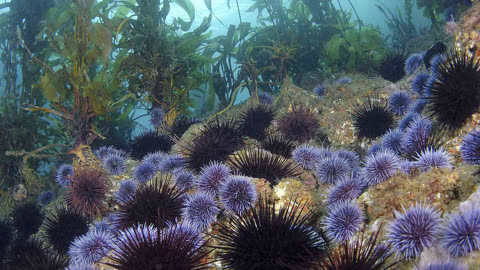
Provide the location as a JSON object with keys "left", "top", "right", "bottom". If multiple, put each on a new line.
{"left": 69, "top": 229, "right": 113, "bottom": 264}
{"left": 227, "top": 148, "right": 301, "bottom": 186}
{"left": 379, "top": 53, "right": 406, "bottom": 83}
{"left": 66, "top": 262, "right": 96, "bottom": 270}
{"left": 258, "top": 92, "right": 274, "bottom": 105}
{"left": 215, "top": 196, "right": 327, "bottom": 270}
{"left": 114, "top": 176, "right": 185, "bottom": 229}
{"left": 292, "top": 145, "right": 324, "bottom": 170}
{"left": 323, "top": 202, "right": 363, "bottom": 242}
{"left": 362, "top": 151, "right": 401, "bottom": 186}
{"left": 387, "top": 203, "right": 440, "bottom": 259}
{"left": 115, "top": 179, "right": 137, "bottom": 203}
{"left": 195, "top": 161, "right": 230, "bottom": 196}
{"left": 413, "top": 147, "right": 452, "bottom": 172}
{"left": 351, "top": 97, "right": 395, "bottom": 140}
{"left": 149, "top": 107, "right": 164, "bottom": 128}
{"left": 278, "top": 106, "right": 319, "bottom": 143}
{"left": 56, "top": 164, "right": 74, "bottom": 187}
{"left": 415, "top": 262, "right": 464, "bottom": 270}
{"left": 389, "top": 91, "right": 411, "bottom": 115}
{"left": 178, "top": 118, "right": 245, "bottom": 172}
{"left": 130, "top": 131, "right": 173, "bottom": 160}
{"left": 314, "top": 84, "right": 326, "bottom": 97}
{"left": 158, "top": 154, "right": 186, "bottom": 173}
{"left": 337, "top": 77, "right": 352, "bottom": 84}
{"left": 141, "top": 151, "right": 166, "bottom": 170}
{"left": 37, "top": 190, "right": 55, "bottom": 206}
{"left": 429, "top": 54, "right": 447, "bottom": 76}
{"left": 172, "top": 168, "right": 196, "bottom": 191}
{"left": 405, "top": 53, "right": 424, "bottom": 75}
{"left": 438, "top": 204, "right": 480, "bottom": 256}
{"left": 219, "top": 176, "right": 257, "bottom": 215}
{"left": 133, "top": 161, "right": 157, "bottom": 184}
{"left": 460, "top": 130, "right": 480, "bottom": 165}
{"left": 336, "top": 149, "right": 360, "bottom": 168}
{"left": 327, "top": 176, "right": 364, "bottom": 207}
{"left": 11, "top": 201, "right": 44, "bottom": 238}
{"left": 411, "top": 73, "right": 430, "bottom": 95}
{"left": 425, "top": 53, "right": 480, "bottom": 131}
{"left": 182, "top": 192, "right": 220, "bottom": 230}
{"left": 367, "top": 142, "right": 382, "bottom": 156}
{"left": 382, "top": 129, "right": 405, "bottom": 155}
{"left": 43, "top": 207, "right": 89, "bottom": 254}
{"left": 239, "top": 104, "right": 275, "bottom": 140}
{"left": 103, "top": 153, "right": 126, "bottom": 175}
{"left": 398, "top": 112, "right": 420, "bottom": 130}
{"left": 411, "top": 99, "right": 428, "bottom": 114}
{"left": 316, "top": 156, "right": 350, "bottom": 185}
{"left": 94, "top": 146, "right": 119, "bottom": 160}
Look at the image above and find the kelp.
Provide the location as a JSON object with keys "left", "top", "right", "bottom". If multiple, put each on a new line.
{"left": 376, "top": 0, "right": 417, "bottom": 51}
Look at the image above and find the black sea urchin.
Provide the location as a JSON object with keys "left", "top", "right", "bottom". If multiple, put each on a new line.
{"left": 379, "top": 53, "right": 406, "bottom": 83}
{"left": 178, "top": 118, "right": 245, "bottom": 172}
{"left": 215, "top": 196, "right": 327, "bottom": 270}
{"left": 425, "top": 53, "right": 480, "bottom": 131}
{"left": 0, "top": 218, "right": 14, "bottom": 262}
{"left": 66, "top": 168, "right": 109, "bottom": 217}
{"left": 5, "top": 238, "right": 68, "bottom": 270}
{"left": 168, "top": 116, "right": 201, "bottom": 139}
{"left": 278, "top": 106, "right": 319, "bottom": 143}
{"left": 351, "top": 97, "right": 395, "bottom": 140}
{"left": 11, "top": 201, "right": 44, "bottom": 238}
{"left": 227, "top": 148, "right": 301, "bottom": 186}
{"left": 43, "top": 207, "right": 89, "bottom": 254}
{"left": 315, "top": 227, "right": 396, "bottom": 270}
{"left": 239, "top": 104, "right": 275, "bottom": 140}
{"left": 114, "top": 175, "right": 185, "bottom": 229}
{"left": 130, "top": 131, "right": 173, "bottom": 160}
{"left": 106, "top": 223, "right": 210, "bottom": 270}
{"left": 259, "top": 133, "right": 297, "bottom": 158}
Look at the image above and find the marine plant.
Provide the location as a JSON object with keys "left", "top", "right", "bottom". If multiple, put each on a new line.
{"left": 239, "top": 104, "right": 275, "bottom": 140}
{"left": 376, "top": 0, "right": 417, "bottom": 50}
{"left": 114, "top": 176, "right": 185, "bottom": 229}
{"left": 438, "top": 204, "right": 480, "bottom": 256}
{"left": 227, "top": 148, "right": 301, "bottom": 186}
{"left": 323, "top": 202, "right": 363, "bottom": 242}
{"left": 195, "top": 161, "right": 231, "bottom": 196}
{"left": 215, "top": 195, "right": 327, "bottom": 270}
{"left": 129, "top": 132, "right": 173, "bottom": 161}
{"left": 106, "top": 223, "right": 210, "bottom": 270}
{"left": 11, "top": 201, "right": 44, "bottom": 238}
{"left": 182, "top": 192, "right": 220, "bottom": 230}
{"left": 316, "top": 156, "right": 351, "bottom": 185}
{"left": 387, "top": 203, "right": 440, "bottom": 259}
{"left": 66, "top": 168, "right": 109, "bottom": 217}
{"left": 43, "top": 207, "right": 90, "bottom": 254}
{"left": 425, "top": 53, "right": 480, "bottom": 131}
{"left": 178, "top": 118, "right": 245, "bottom": 173}
{"left": 219, "top": 176, "right": 257, "bottom": 215}
{"left": 278, "top": 106, "right": 319, "bottom": 143}
{"left": 69, "top": 229, "right": 113, "bottom": 264}
{"left": 260, "top": 133, "right": 297, "bottom": 158}
{"left": 351, "top": 97, "right": 395, "bottom": 140}
{"left": 314, "top": 226, "right": 396, "bottom": 270}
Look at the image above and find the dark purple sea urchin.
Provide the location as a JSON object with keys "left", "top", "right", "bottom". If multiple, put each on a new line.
{"left": 351, "top": 97, "right": 395, "bottom": 140}
{"left": 66, "top": 168, "right": 109, "bottom": 217}
{"left": 239, "top": 104, "right": 275, "bottom": 140}
{"left": 278, "top": 106, "right": 319, "bottom": 143}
